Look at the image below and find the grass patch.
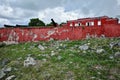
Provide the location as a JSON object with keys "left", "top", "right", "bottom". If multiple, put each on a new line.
{"left": 0, "top": 38, "right": 120, "bottom": 80}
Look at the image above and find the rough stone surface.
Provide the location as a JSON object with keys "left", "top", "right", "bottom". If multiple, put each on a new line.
{"left": 79, "top": 44, "right": 89, "bottom": 50}
{"left": 3, "top": 41, "right": 18, "bottom": 45}
{"left": 49, "top": 38, "right": 54, "bottom": 41}
{"left": 114, "top": 52, "right": 120, "bottom": 58}
{"left": 2, "top": 58, "right": 10, "bottom": 67}
{"left": 50, "top": 51, "right": 56, "bottom": 56}
{"left": 109, "top": 56, "right": 114, "bottom": 59}
{"left": 5, "top": 75, "right": 15, "bottom": 80}
{"left": 118, "top": 42, "right": 120, "bottom": 47}
{"left": 24, "top": 56, "right": 36, "bottom": 67}
{"left": 109, "top": 42, "right": 119, "bottom": 48}
{"left": 57, "top": 56, "right": 62, "bottom": 60}
{"left": 38, "top": 44, "right": 45, "bottom": 50}
{"left": 100, "top": 34, "right": 105, "bottom": 38}
{"left": 3, "top": 67, "right": 12, "bottom": 72}
{"left": 0, "top": 70, "right": 6, "bottom": 79}
{"left": 96, "top": 49, "right": 105, "bottom": 54}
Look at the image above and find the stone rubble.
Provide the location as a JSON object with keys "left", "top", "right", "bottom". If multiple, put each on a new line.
{"left": 50, "top": 51, "right": 56, "bottom": 56}
{"left": 79, "top": 44, "right": 89, "bottom": 50}
{"left": 24, "top": 55, "right": 36, "bottom": 67}
{"left": 96, "top": 49, "right": 105, "bottom": 54}
{"left": 38, "top": 44, "right": 45, "bottom": 50}
{"left": 3, "top": 67, "right": 12, "bottom": 72}
{"left": 109, "top": 42, "right": 120, "bottom": 48}
{"left": 118, "top": 42, "right": 120, "bottom": 47}
{"left": 0, "top": 67, "right": 12, "bottom": 79}
{"left": 109, "top": 56, "right": 114, "bottom": 59}
{"left": 0, "top": 70, "right": 6, "bottom": 79}
{"left": 49, "top": 38, "right": 54, "bottom": 41}
{"left": 114, "top": 52, "right": 120, "bottom": 58}
{"left": 1, "top": 58, "right": 10, "bottom": 67}
{"left": 57, "top": 56, "right": 62, "bottom": 60}
{"left": 5, "top": 75, "right": 15, "bottom": 80}
{"left": 3, "top": 41, "right": 18, "bottom": 45}
{"left": 100, "top": 34, "right": 105, "bottom": 38}
{"left": 0, "top": 38, "right": 120, "bottom": 79}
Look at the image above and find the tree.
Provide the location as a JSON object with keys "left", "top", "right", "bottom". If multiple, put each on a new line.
{"left": 28, "top": 18, "right": 45, "bottom": 27}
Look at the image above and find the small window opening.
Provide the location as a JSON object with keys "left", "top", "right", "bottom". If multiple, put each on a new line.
{"left": 98, "top": 21, "right": 101, "bottom": 26}
{"left": 78, "top": 23, "right": 81, "bottom": 26}
{"left": 75, "top": 23, "right": 79, "bottom": 27}
{"left": 70, "top": 23, "right": 73, "bottom": 27}
{"left": 90, "top": 22, "right": 94, "bottom": 26}
{"left": 86, "top": 22, "right": 89, "bottom": 26}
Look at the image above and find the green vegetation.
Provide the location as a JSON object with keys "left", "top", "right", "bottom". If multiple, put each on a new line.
{"left": 46, "top": 22, "right": 53, "bottom": 26}
{"left": 0, "top": 38, "right": 120, "bottom": 80}
{"left": 28, "top": 18, "right": 45, "bottom": 27}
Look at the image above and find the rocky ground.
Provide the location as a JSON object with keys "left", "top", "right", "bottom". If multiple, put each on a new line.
{"left": 0, "top": 38, "right": 120, "bottom": 80}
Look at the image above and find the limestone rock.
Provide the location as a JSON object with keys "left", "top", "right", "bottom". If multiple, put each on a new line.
{"left": 3, "top": 67, "right": 12, "bottom": 72}
{"left": 109, "top": 42, "right": 120, "bottom": 48}
{"left": 5, "top": 75, "right": 15, "bottom": 80}
{"left": 3, "top": 41, "right": 18, "bottom": 45}
{"left": 38, "top": 44, "right": 45, "bottom": 50}
{"left": 114, "top": 52, "right": 120, "bottom": 58}
{"left": 96, "top": 49, "right": 105, "bottom": 54}
{"left": 79, "top": 44, "right": 89, "bottom": 50}
{"left": 57, "top": 56, "right": 62, "bottom": 60}
{"left": 0, "top": 70, "right": 6, "bottom": 79}
{"left": 24, "top": 56, "right": 36, "bottom": 67}
{"left": 2, "top": 58, "right": 10, "bottom": 67}
{"left": 50, "top": 51, "right": 56, "bottom": 56}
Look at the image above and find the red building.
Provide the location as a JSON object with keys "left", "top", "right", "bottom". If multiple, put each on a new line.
{"left": 0, "top": 16, "right": 120, "bottom": 42}
{"left": 67, "top": 16, "right": 118, "bottom": 27}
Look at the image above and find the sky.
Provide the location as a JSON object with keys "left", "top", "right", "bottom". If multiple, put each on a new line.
{"left": 0, "top": 0, "right": 120, "bottom": 27}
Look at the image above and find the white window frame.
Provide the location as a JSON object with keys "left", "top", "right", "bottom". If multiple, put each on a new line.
{"left": 78, "top": 23, "right": 81, "bottom": 26}
{"left": 75, "top": 23, "right": 79, "bottom": 27}
{"left": 86, "top": 22, "right": 89, "bottom": 26}
{"left": 90, "top": 22, "right": 94, "bottom": 26}
{"left": 70, "top": 23, "right": 73, "bottom": 27}
{"left": 98, "top": 21, "right": 101, "bottom": 26}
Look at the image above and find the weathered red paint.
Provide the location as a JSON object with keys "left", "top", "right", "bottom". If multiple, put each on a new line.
{"left": 0, "top": 16, "right": 120, "bottom": 42}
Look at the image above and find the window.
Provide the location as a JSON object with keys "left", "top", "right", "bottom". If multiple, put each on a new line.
{"left": 90, "top": 22, "right": 94, "bottom": 26}
{"left": 75, "top": 23, "right": 79, "bottom": 27}
{"left": 70, "top": 23, "right": 73, "bottom": 27}
{"left": 86, "top": 22, "right": 89, "bottom": 26}
{"left": 78, "top": 23, "right": 81, "bottom": 26}
{"left": 86, "top": 22, "right": 94, "bottom": 26}
{"left": 98, "top": 21, "right": 101, "bottom": 26}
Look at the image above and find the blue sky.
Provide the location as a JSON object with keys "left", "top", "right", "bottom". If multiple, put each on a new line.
{"left": 0, "top": 0, "right": 120, "bottom": 27}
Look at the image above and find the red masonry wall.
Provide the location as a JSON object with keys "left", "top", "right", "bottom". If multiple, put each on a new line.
{"left": 0, "top": 16, "right": 120, "bottom": 42}
{"left": 104, "top": 24, "right": 120, "bottom": 37}
{"left": 0, "top": 25, "right": 120, "bottom": 42}
{"left": 0, "top": 26, "right": 103, "bottom": 42}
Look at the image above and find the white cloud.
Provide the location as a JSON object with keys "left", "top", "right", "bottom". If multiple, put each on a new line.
{"left": 0, "top": 0, "right": 120, "bottom": 27}
{"left": 117, "top": 0, "right": 120, "bottom": 5}
{"left": 38, "top": 7, "right": 95, "bottom": 24}
{"left": 0, "top": 5, "right": 25, "bottom": 19}
{"left": 0, "top": 18, "right": 11, "bottom": 27}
